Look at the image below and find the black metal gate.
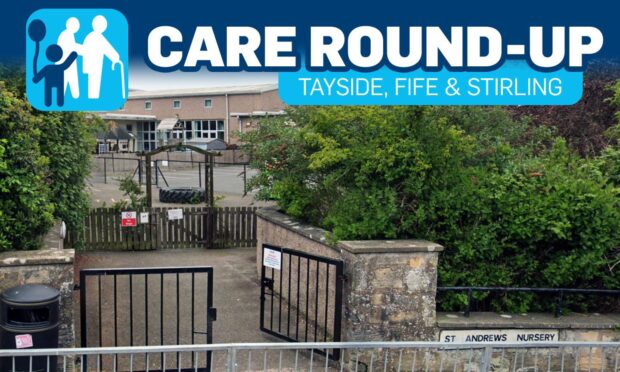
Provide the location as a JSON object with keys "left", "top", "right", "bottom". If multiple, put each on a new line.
{"left": 79, "top": 267, "right": 216, "bottom": 371}
{"left": 260, "top": 244, "right": 344, "bottom": 360}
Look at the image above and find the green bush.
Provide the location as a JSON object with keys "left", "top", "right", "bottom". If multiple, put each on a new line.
{"left": 38, "top": 112, "right": 97, "bottom": 237}
{"left": 0, "top": 66, "right": 95, "bottom": 250}
{"left": 241, "top": 106, "right": 620, "bottom": 312}
{"left": 0, "top": 81, "right": 54, "bottom": 250}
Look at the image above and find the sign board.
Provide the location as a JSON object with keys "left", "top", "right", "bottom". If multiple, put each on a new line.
{"left": 440, "top": 329, "right": 559, "bottom": 344}
{"left": 162, "top": 160, "right": 169, "bottom": 167}
{"left": 15, "top": 334, "right": 33, "bottom": 349}
{"left": 263, "top": 248, "right": 282, "bottom": 270}
{"left": 121, "top": 211, "right": 137, "bottom": 227}
{"left": 140, "top": 212, "right": 149, "bottom": 224}
{"left": 167, "top": 208, "right": 184, "bottom": 221}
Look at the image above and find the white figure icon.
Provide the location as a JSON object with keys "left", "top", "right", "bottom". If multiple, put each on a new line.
{"left": 82, "top": 15, "right": 120, "bottom": 99}
{"left": 56, "top": 17, "right": 82, "bottom": 99}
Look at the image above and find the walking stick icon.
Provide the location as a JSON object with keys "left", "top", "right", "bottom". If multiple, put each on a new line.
{"left": 112, "top": 60, "right": 126, "bottom": 99}
{"left": 28, "top": 19, "right": 46, "bottom": 75}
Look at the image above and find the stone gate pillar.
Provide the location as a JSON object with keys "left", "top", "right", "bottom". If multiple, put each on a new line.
{"left": 338, "top": 240, "right": 443, "bottom": 342}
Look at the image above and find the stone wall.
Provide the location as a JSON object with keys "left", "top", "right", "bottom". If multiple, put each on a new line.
{"left": 0, "top": 249, "right": 75, "bottom": 348}
{"left": 438, "top": 313, "right": 620, "bottom": 371}
{"left": 256, "top": 208, "right": 620, "bottom": 370}
{"left": 438, "top": 311, "right": 620, "bottom": 343}
{"left": 256, "top": 208, "right": 443, "bottom": 345}
{"left": 340, "top": 241, "right": 442, "bottom": 342}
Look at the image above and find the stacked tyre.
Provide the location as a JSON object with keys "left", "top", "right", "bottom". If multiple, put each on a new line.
{"left": 159, "top": 187, "right": 206, "bottom": 204}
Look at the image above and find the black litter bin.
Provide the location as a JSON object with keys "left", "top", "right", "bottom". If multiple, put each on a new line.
{"left": 0, "top": 284, "right": 60, "bottom": 372}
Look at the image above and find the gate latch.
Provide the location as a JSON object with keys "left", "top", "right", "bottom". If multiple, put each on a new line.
{"left": 262, "top": 278, "right": 274, "bottom": 291}
{"left": 208, "top": 307, "right": 217, "bottom": 322}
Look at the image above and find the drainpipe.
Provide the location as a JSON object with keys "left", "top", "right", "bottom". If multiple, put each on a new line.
{"left": 225, "top": 93, "right": 230, "bottom": 143}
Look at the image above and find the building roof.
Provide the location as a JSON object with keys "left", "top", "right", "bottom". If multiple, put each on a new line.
{"left": 99, "top": 113, "right": 157, "bottom": 121}
{"left": 157, "top": 118, "right": 179, "bottom": 131}
{"left": 127, "top": 84, "right": 278, "bottom": 100}
{"left": 230, "top": 110, "right": 286, "bottom": 117}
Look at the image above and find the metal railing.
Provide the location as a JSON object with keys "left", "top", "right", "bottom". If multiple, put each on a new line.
{"left": 0, "top": 341, "right": 619, "bottom": 372}
{"left": 79, "top": 267, "right": 216, "bottom": 371}
{"left": 437, "top": 286, "right": 620, "bottom": 317}
{"left": 260, "top": 245, "right": 344, "bottom": 360}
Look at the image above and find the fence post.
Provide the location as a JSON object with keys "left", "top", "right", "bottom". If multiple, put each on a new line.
{"left": 480, "top": 346, "right": 493, "bottom": 372}
{"left": 226, "top": 347, "right": 236, "bottom": 372}
{"left": 103, "top": 157, "right": 107, "bottom": 184}
{"left": 243, "top": 164, "right": 247, "bottom": 196}
{"left": 198, "top": 163, "right": 202, "bottom": 188}
{"left": 146, "top": 155, "right": 153, "bottom": 208}
{"left": 138, "top": 159, "right": 143, "bottom": 186}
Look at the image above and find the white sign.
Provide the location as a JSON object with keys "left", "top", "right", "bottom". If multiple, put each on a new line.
{"left": 263, "top": 248, "right": 282, "bottom": 270}
{"left": 440, "top": 329, "right": 559, "bottom": 344}
{"left": 167, "top": 208, "right": 184, "bottom": 221}
{"left": 121, "top": 211, "right": 137, "bottom": 227}
{"left": 15, "top": 334, "right": 33, "bottom": 349}
{"left": 162, "top": 160, "right": 169, "bottom": 167}
{"left": 140, "top": 212, "right": 149, "bottom": 224}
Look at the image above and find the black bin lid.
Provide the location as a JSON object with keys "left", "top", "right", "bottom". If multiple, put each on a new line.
{"left": 1, "top": 284, "right": 59, "bottom": 304}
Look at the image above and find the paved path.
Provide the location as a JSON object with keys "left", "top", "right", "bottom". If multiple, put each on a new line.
{"left": 75, "top": 248, "right": 270, "bottom": 344}
{"left": 74, "top": 248, "right": 333, "bottom": 370}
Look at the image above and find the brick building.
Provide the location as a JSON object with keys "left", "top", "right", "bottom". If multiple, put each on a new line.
{"left": 99, "top": 84, "right": 284, "bottom": 152}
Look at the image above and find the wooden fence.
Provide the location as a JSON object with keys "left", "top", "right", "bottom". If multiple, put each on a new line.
{"left": 65, "top": 206, "right": 257, "bottom": 250}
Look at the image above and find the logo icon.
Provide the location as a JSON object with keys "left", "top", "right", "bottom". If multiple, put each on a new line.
{"left": 26, "top": 9, "right": 128, "bottom": 111}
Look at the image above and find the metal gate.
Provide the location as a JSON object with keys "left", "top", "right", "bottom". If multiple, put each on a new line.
{"left": 260, "top": 244, "right": 344, "bottom": 360}
{"left": 79, "top": 267, "right": 216, "bottom": 371}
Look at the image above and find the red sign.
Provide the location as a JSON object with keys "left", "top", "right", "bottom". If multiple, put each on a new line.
{"left": 15, "top": 334, "right": 33, "bottom": 349}
{"left": 121, "top": 211, "right": 137, "bottom": 227}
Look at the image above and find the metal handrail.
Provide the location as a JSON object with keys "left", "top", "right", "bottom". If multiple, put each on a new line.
{"left": 437, "top": 286, "right": 620, "bottom": 317}
{"left": 2, "top": 341, "right": 619, "bottom": 372}
{"left": 1, "top": 341, "right": 620, "bottom": 356}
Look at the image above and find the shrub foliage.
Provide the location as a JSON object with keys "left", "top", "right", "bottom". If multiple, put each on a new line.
{"left": 241, "top": 105, "right": 620, "bottom": 312}
{"left": 0, "top": 66, "right": 95, "bottom": 250}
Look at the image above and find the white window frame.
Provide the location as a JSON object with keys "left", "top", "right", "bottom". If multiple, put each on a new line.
{"left": 204, "top": 99, "right": 212, "bottom": 109}
{"left": 173, "top": 100, "right": 181, "bottom": 109}
{"left": 145, "top": 101, "right": 152, "bottom": 110}
{"left": 194, "top": 119, "right": 225, "bottom": 141}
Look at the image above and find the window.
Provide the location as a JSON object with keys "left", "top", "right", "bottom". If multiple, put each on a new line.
{"left": 173, "top": 100, "right": 181, "bottom": 109}
{"left": 184, "top": 120, "right": 193, "bottom": 140}
{"left": 145, "top": 101, "right": 152, "bottom": 110}
{"left": 125, "top": 124, "right": 133, "bottom": 132}
{"left": 204, "top": 99, "right": 212, "bottom": 108}
{"left": 137, "top": 121, "right": 157, "bottom": 151}
{"left": 191, "top": 119, "right": 224, "bottom": 141}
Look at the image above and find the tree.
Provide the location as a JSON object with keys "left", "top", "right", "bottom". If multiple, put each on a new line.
{"left": 241, "top": 106, "right": 620, "bottom": 312}
{"left": 0, "top": 81, "right": 54, "bottom": 250}
{"left": 509, "top": 62, "right": 620, "bottom": 156}
{"left": 0, "top": 65, "right": 96, "bottom": 250}
{"left": 38, "top": 112, "right": 97, "bottom": 236}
